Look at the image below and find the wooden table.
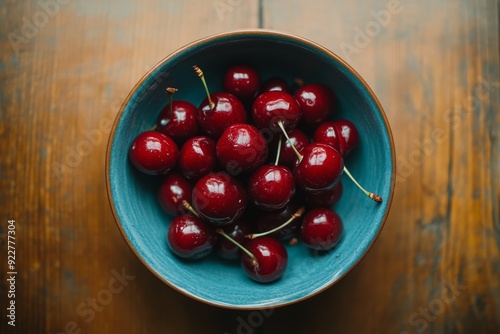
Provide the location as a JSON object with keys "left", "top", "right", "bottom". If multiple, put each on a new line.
{"left": 1, "top": 1, "right": 498, "bottom": 333}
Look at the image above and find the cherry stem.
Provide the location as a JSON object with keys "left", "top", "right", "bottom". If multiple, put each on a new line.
{"left": 180, "top": 199, "right": 200, "bottom": 217}
{"left": 166, "top": 87, "right": 178, "bottom": 118}
{"left": 216, "top": 229, "right": 258, "bottom": 267}
{"left": 274, "top": 135, "right": 282, "bottom": 166}
{"left": 277, "top": 121, "right": 303, "bottom": 162}
{"left": 246, "top": 207, "right": 305, "bottom": 239}
{"left": 193, "top": 65, "right": 215, "bottom": 109}
{"left": 343, "top": 166, "right": 383, "bottom": 203}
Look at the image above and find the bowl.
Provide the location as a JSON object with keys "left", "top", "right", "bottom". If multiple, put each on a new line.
{"left": 106, "top": 29, "right": 395, "bottom": 309}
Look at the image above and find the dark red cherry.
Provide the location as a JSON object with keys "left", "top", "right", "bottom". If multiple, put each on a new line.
{"left": 216, "top": 124, "right": 268, "bottom": 174}
{"left": 178, "top": 136, "right": 217, "bottom": 180}
{"left": 241, "top": 237, "right": 288, "bottom": 283}
{"left": 198, "top": 92, "right": 247, "bottom": 138}
{"left": 294, "top": 143, "right": 344, "bottom": 193}
{"left": 252, "top": 91, "right": 301, "bottom": 133}
{"left": 167, "top": 215, "right": 217, "bottom": 259}
{"left": 157, "top": 173, "right": 193, "bottom": 215}
{"left": 304, "top": 180, "right": 343, "bottom": 208}
{"left": 215, "top": 218, "right": 251, "bottom": 260}
{"left": 129, "top": 131, "right": 179, "bottom": 175}
{"left": 313, "top": 120, "right": 359, "bottom": 157}
{"left": 294, "top": 83, "right": 337, "bottom": 127}
{"left": 223, "top": 65, "right": 261, "bottom": 101}
{"left": 156, "top": 100, "right": 199, "bottom": 143}
{"left": 272, "top": 129, "right": 309, "bottom": 168}
{"left": 260, "top": 77, "right": 290, "bottom": 93}
{"left": 254, "top": 198, "right": 303, "bottom": 240}
{"left": 248, "top": 165, "right": 295, "bottom": 211}
{"left": 301, "top": 208, "right": 343, "bottom": 250}
{"left": 192, "top": 172, "right": 247, "bottom": 226}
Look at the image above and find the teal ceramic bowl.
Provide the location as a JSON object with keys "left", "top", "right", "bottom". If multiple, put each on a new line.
{"left": 106, "top": 29, "right": 395, "bottom": 309}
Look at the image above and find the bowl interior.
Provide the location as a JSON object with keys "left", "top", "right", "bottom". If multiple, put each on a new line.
{"left": 107, "top": 30, "right": 395, "bottom": 309}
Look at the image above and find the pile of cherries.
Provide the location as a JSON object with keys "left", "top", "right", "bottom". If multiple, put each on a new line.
{"left": 128, "top": 64, "right": 382, "bottom": 283}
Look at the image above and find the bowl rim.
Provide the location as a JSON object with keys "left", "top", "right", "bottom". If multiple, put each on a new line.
{"left": 105, "top": 28, "right": 396, "bottom": 310}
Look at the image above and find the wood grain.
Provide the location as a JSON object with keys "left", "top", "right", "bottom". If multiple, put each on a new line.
{"left": 0, "top": 0, "right": 498, "bottom": 333}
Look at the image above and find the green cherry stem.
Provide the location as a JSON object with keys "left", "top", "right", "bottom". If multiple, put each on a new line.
{"left": 246, "top": 207, "right": 305, "bottom": 239}
{"left": 277, "top": 121, "right": 302, "bottom": 162}
{"left": 180, "top": 199, "right": 200, "bottom": 217}
{"left": 342, "top": 167, "right": 382, "bottom": 203}
{"left": 193, "top": 65, "right": 215, "bottom": 109}
{"left": 274, "top": 134, "right": 283, "bottom": 166}
{"left": 166, "top": 87, "right": 178, "bottom": 118}
{"left": 216, "top": 229, "right": 259, "bottom": 268}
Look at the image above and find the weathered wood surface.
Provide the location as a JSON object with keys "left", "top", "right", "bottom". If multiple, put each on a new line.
{"left": 0, "top": 0, "right": 498, "bottom": 333}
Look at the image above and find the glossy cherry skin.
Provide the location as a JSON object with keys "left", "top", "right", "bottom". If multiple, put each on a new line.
{"left": 167, "top": 215, "right": 217, "bottom": 259}
{"left": 129, "top": 131, "right": 179, "bottom": 175}
{"left": 198, "top": 92, "right": 247, "bottom": 138}
{"left": 294, "top": 83, "right": 337, "bottom": 127}
{"left": 192, "top": 172, "right": 247, "bottom": 226}
{"left": 223, "top": 65, "right": 261, "bottom": 101}
{"left": 255, "top": 198, "right": 303, "bottom": 240}
{"left": 216, "top": 124, "right": 268, "bottom": 174}
{"left": 260, "top": 77, "right": 290, "bottom": 93}
{"left": 272, "top": 129, "right": 309, "bottom": 168}
{"left": 301, "top": 208, "right": 343, "bottom": 250}
{"left": 157, "top": 173, "right": 193, "bottom": 216}
{"left": 178, "top": 136, "right": 217, "bottom": 180}
{"left": 313, "top": 119, "right": 360, "bottom": 157}
{"left": 304, "top": 180, "right": 343, "bottom": 208}
{"left": 214, "top": 218, "right": 251, "bottom": 260}
{"left": 248, "top": 165, "right": 295, "bottom": 211}
{"left": 252, "top": 91, "right": 301, "bottom": 133}
{"left": 156, "top": 100, "right": 199, "bottom": 143}
{"left": 241, "top": 237, "right": 288, "bottom": 283}
{"left": 294, "top": 143, "right": 344, "bottom": 193}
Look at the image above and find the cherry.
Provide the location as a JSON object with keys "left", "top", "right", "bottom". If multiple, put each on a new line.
{"left": 129, "top": 130, "right": 179, "bottom": 175}
{"left": 167, "top": 215, "right": 217, "bottom": 259}
{"left": 157, "top": 173, "right": 193, "bottom": 215}
{"left": 194, "top": 66, "right": 247, "bottom": 138}
{"left": 249, "top": 201, "right": 305, "bottom": 240}
{"left": 156, "top": 88, "right": 199, "bottom": 143}
{"left": 313, "top": 119, "right": 360, "bottom": 157}
{"left": 294, "top": 83, "right": 337, "bottom": 127}
{"left": 214, "top": 218, "right": 251, "bottom": 260}
{"left": 223, "top": 65, "right": 261, "bottom": 101}
{"left": 216, "top": 123, "right": 268, "bottom": 174}
{"left": 192, "top": 172, "right": 247, "bottom": 226}
{"left": 252, "top": 91, "right": 301, "bottom": 133}
{"left": 304, "top": 180, "right": 343, "bottom": 208}
{"left": 294, "top": 143, "right": 344, "bottom": 193}
{"left": 248, "top": 165, "right": 295, "bottom": 211}
{"left": 241, "top": 237, "right": 288, "bottom": 283}
{"left": 260, "top": 77, "right": 290, "bottom": 93}
{"left": 301, "top": 208, "right": 343, "bottom": 251}
{"left": 178, "top": 136, "right": 218, "bottom": 180}
{"left": 271, "top": 129, "right": 309, "bottom": 168}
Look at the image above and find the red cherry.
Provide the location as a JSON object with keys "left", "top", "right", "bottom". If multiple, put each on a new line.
{"left": 214, "top": 218, "right": 251, "bottom": 260}
{"left": 129, "top": 131, "right": 179, "bottom": 175}
{"left": 223, "top": 65, "right": 261, "bottom": 101}
{"left": 294, "top": 83, "right": 337, "bottom": 127}
{"left": 304, "top": 180, "right": 343, "bottom": 208}
{"left": 192, "top": 172, "right": 247, "bottom": 226}
{"left": 198, "top": 92, "right": 247, "bottom": 138}
{"left": 167, "top": 215, "right": 217, "bottom": 259}
{"left": 252, "top": 91, "right": 301, "bottom": 133}
{"left": 294, "top": 143, "right": 344, "bottom": 193}
{"left": 216, "top": 124, "right": 268, "bottom": 174}
{"left": 272, "top": 129, "right": 309, "bottom": 168}
{"left": 301, "top": 208, "right": 343, "bottom": 250}
{"left": 178, "top": 136, "right": 217, "bottom": 180}
{"left": 157, "top": 173, "right": 193, "bottom": 215}
{"left": 241, "top": 237, "right": 288, "bottom": 283}
{"left": 248, "top": 165, "right": 295, "bottom": 211}
{"left": 260, "top": 77, "right": 290, "bottom": 93}
{"left": 313, "top": 119, "right": 360, "bottom": 157}
{"left": 156, "top": 100, "right": 199, "bottom": 143}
